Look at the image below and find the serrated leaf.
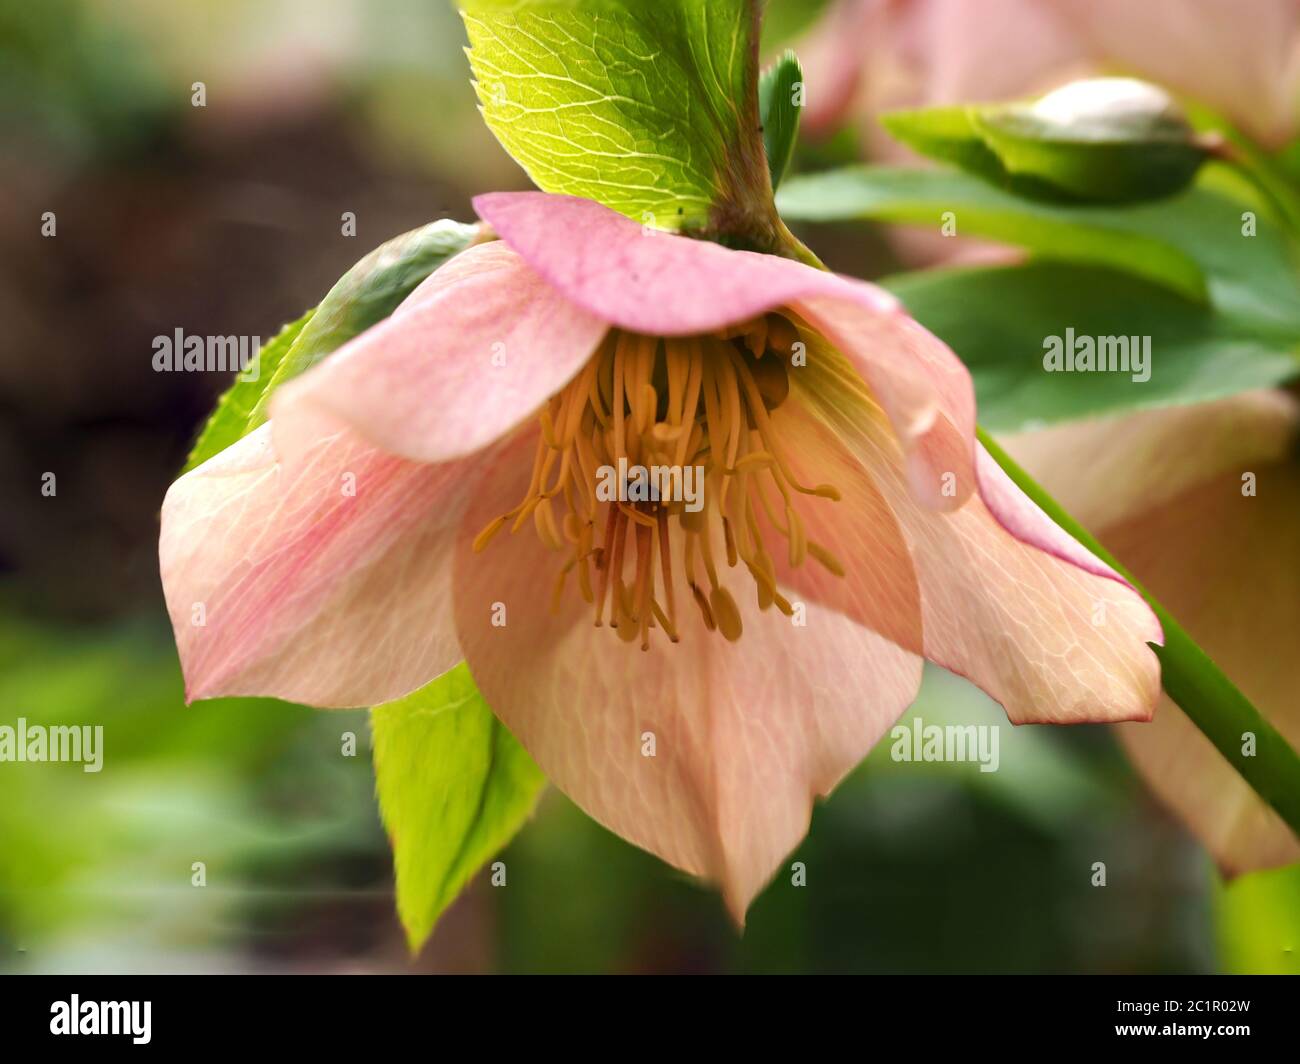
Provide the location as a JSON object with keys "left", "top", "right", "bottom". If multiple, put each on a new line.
{"left": 886, "top": 261, "right": 1297, "bottom": 431}
{"left": 460, "top": 0, "right": 780, "bottom": 246}
{"left": 183, "top": 219, "right": 479, "bottom": 472}
{"left": 758, "top": 49, "right": 802, "bottom": 191}
{"left": 372, "top": 664, "right": 545, "bottom": 952}
{"left": 778, "top": 165, "right": 1300, "bottom": 332}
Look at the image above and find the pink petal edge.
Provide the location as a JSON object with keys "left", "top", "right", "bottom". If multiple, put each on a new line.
{"left": 269, "top": 239, "right": 609, "bottom": 467}
{"left": 474, "top": 190, "right": 977, "bottom": 511}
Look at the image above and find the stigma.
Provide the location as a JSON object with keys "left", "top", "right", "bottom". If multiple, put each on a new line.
{"left": 473, "top": 313, "right": 845, "bottom": 649}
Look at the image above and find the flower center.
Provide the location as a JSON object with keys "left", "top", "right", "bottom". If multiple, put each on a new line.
{"left": 473, "top": 314, "right": 845, "bottom": 648}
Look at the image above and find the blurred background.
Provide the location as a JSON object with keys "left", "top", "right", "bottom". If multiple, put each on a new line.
{"left": 0, "top": 0, "right": 1293, "bottom": 974}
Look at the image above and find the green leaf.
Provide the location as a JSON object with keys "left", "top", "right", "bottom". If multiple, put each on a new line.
{"left": 372, "top": 664, "right": 545, "bottom": 952}
{"left": 777, "top": 165, "right": 1300, "bottom": 332}
{"left": 886, "top": 261, "right": 1297, "bottom": 431}
{"left": 183, "top": 219, "right": 479, "bottom": 472}
{"left": 459, "top": 0, "right": 781, "bottom": 247}
{"left": 882, "top": 79, "right": 1210, "bottom": 204}
{"left": 183, "top": 311, "right": 313, "bottom": 473}
{"left": 1216, "top": 865, "right": 1300, "bottom": 974}
{"left": 880, "top": 106, "right": 1014, "bottom": 189}
{"left": 758, "top": 49, "right": 802, "bottom": 192}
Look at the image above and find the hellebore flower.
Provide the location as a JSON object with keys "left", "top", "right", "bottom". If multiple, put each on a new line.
{"left": 1003, "top": 390, "right": 1300, "bottom": 874}
{"left": 799, "top": 0, "right": 1300, "bottom": 151}
{"left": 160, "top": 191, "right": 1161, "bottom": 918}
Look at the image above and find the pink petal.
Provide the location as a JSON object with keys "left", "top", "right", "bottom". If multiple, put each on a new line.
{"left": 1109, "top": 460, "right": 1300, "bottom": 873}
{"left": 269, "top": 239, "right": 608, "bottom": 466}
{"left": 160, "top": 423, "right": 475, "bottom": 707}
{"left": 792, "top": 354, "right": 1162, "bottom": 725}
{"left": 917, "top": 0, "right": 1084, "bottom": 107}
{"left": 1000, "top": 391, "right": 1300, "bottom": 533}
{"left": 794, "top": 0, "right": 878, "bottom": 137}
{"left": 1004, "top": 392, "right": 1300, "bottom": 872}
{"left": 474, "top": 191, "right": 977, "bottom": 509}
{"left": 1058, "top": 0, "right": 1300, "bottom": 148}
{"left": 796, "top": 0, "right": 1086, "bottom": 139}
{"left": 753, "top": 398, "right": 924, "bottom": 658}
{"left": 451, "top": 430, "right": 923, "bottom": 921}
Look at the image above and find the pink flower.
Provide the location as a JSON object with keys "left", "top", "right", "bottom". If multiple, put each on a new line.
{"left": 1003, "top": 391, "right": 1300, "bottom": 875}
{"left": 160, "top": 192, "right": 1161, "bottom": 918}
{"left": 801, "top": 0, "right": 1300, "bottom": 150}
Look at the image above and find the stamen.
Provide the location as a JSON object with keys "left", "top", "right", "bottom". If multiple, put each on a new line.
{"left": 473, "top": 315, "right": 846, "bottom": 646}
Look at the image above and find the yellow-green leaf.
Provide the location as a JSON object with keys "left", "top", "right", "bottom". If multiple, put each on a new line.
{"left": 460, "top": 0, "right": 781, "bottom": 246}
{"left": 372, "top": 664, "right": 545, "bottom": 952}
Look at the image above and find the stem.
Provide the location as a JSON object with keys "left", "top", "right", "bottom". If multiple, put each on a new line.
{"left": 980, "top": 429, "right": 1300, "bottom": 841}
{"left": 775, "top": 217, "right": 828, "bottom": 270}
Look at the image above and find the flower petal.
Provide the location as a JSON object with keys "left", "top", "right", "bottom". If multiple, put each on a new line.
{"left": 270, "top": 239, "right": 608, "bottom": 466}
{"left": 794, "top": 0, "right": 878, "bottom": 137}
{"left": 1000, "top": 390, "right": 1300, "bottom": 532}
{"left": 1108, "top": 459, "right": 1300, "bottom": 872}
{"left": 794, "top": 347, "right": 1162, "bottom": 725}
{"left": 160, "top": 423, "right": 473, "bottom": 707}
{"left": 752, "top": 398, "right": 924, "bottom": 658}
{"left": 797, "top": 0, "right": 1086, "bottom": 139}
{"left": 474, "top": 190, "right": 977, "bottom": 508}
{"left": 1060, "top": 0, "right": 1300, "bottom": 148}
{"left": 451, "top": 430, "right": 923, "bottom": 921}
{"left": 1004, "top": 392, "right": 1300, "bottom": 872}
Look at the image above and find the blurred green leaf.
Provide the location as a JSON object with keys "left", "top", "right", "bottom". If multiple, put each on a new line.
{"left": 460, "top": 0, "right": 780, "bottom": 245}
{"left": 778, "top": 165, "right": 1300, "bottom": 332}
{"left": 1217, "top": 865, "right": 1300, "bottom": 975}
{"left": 758, "top": 50, "right": 803, "bottom": 192}
{"left": 184, "top": 220, "right": 479, "bottom": 472}
{"left": 0, "top": 613, "right": 376, "bottom": 960}
{"left": 887, "top": 262, "right": 1297, "bottom": 431}
{"left": 372, "top": 664, "right": 545, "bottom": 952}
{"left": 881, "top": 79, "right": 1209, "bottom": 204}
{"left": 880, "top": 106, "right": 1017, "bottom": 189}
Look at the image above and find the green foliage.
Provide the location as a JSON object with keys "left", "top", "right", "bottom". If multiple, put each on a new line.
{"left": 887, "top": 262, "right": 1297, "bottom": 431}
{"left": 372, "top": 664, "right": 545, "bottom": 951}
{"left": 780, "top": 164, "right": 1300, "bottom": 325}
{"left": 778, "top": 164, "right": 1300, "bottom": 429}
{"left": 881, "top": 79, "right": 1210, "bottom": 204}
{"left": 460, "top": 0, "right": 782, "bottom": 246}
{"left": 758, "top": 50, "right": 803, "bottom": 191}
{"left": 184, "top": 220, "right": 479, "bottom": 472}
{"left": 1217, "top": 865, "right": 1300, "bottom": 975}
{"left": 0, "top": 613, "right": 378, "bottom": 957}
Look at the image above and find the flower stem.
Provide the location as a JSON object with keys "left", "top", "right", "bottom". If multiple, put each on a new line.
{"left": 980, "top": 428, "right": 1300, "bottom": 840}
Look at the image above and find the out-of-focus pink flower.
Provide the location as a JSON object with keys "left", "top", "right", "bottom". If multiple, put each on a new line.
{"left": 801, "top": 0, "right": 1300, "bottom": 150}
{"left": 160, "top": 192, "right": 1162, "bottom": 918}
{"left": 1003, "top": 391, "right": 1300, "bottom": 874}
